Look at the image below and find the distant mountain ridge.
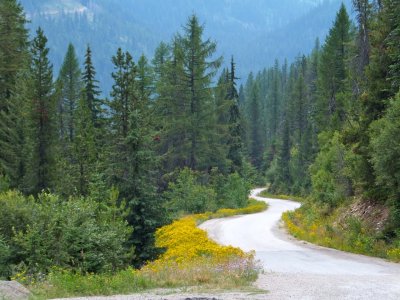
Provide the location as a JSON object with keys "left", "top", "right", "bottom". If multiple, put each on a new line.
{"left": 20, "top": 0, "right": 352, "bottom": 94}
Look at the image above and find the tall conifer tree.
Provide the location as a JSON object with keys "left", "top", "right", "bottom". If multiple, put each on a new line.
{"left": 82, "top": 45, "right": 102, "bottom": 129}
{"left": 57, "top": 43, "right": 82, "bottom": 143}
{"left": 24, "top": 28, "right": 56, "bottom": 195}
{"left": 227, "top": 57, "right": 243, "bottom": 172}
{"left": 317, "top": 4, "right": 352, "bottom": 131}
{"left": 0, "top": 0, "right": 29, "bottom": 186}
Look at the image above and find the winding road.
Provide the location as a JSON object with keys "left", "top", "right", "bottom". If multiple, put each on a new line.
{"left": 200, "top": 188, "right": 400, "bottom": 299}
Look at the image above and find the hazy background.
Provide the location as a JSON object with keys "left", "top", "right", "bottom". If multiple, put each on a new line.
{"left": 20, "top": 0, "right": 353, "bottom": 94}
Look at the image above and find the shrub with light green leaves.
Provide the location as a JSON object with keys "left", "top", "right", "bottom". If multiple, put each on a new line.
{"left": 165, "top": 168, "right": 217, "bottom": 215}
{"left": 213, "top": 172, "right": 250, "bottom": 209}
{"left": 0, "top": 190, "right": 132, "bottom": 277}
{"left": 310, "top": 131, "right": 352, "bottom": 207}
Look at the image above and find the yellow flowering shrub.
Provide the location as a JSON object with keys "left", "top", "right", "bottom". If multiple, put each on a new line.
{"left": 387, "top": 248, "right": 400, "bottom": 262}
{"left": 154, "top": 217, "right": 245, "bottom": 262}
{"left": 141, "top": 212, "right": 260, "bottom": 287}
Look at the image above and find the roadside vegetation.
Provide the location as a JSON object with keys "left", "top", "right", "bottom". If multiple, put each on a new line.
{"left": 28, "top": 196, "right": 265, "bottom": 299}
{"left": 282, "top": 200, "right": 400, "bottom": 262}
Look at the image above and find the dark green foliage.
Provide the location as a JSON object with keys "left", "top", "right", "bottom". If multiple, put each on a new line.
{"left": 165, "top": 168, "right": 217, "bottom": 216}
{"left": 310, "top": 132, "right": 352, "bottom": 207}
{"left": 123, "top": 109, "right": 164, "bottom": 267}
{"left": 156, "top": 15, "right": 223, "bottom": 173}
{"left": 349, "top": 0, "right": 400, "bottom": 198}
{"left": 247, "top": 81, "right": 264, "bottom": 170}
{"left": 73, "top": 94, "right": 96, "bottom": 196}
{"left": 352, "top": 0, "right": 372, "bottom": 76}
{"left": 226, "top": 57, "right": 244, "bottom": 173}
{"left": 181, "top": 15, "right": 222, "bottom": 170}
{"left": 108, "top": 48, "right": 164, "bottom": 267}
{"left": 23, "top": 28, "right": 56, "bottom": 195}
{"left": 165, "top": 167, "right": 250, "bottom": 217}
{"left": 212, "top": 171, "right": 250, "bottom": 209}
{"left": 268, "top": 120, "right": 291, "bottom": 193}
{"left": 0, "top": 0, "right": 29, "bottom": 187}
{"left": 152, "top": 42, "right": 170, "bottom": 83}
{"left": 57, "top": 43, "right": 82, "bottom": 143}
{"left": 317, "top": 4, "right": 352, "bottom": 131}
{"left": 0, "top": 0, "right": 29, "bottom": 107}
{"left": 109, "top": 48, "right": 136, "bottom": 138}
{"left": 82, "top": 45, "right": 103, "bottom": 129}
{"left": 54, "top": 43, "right": 88, "bottom": 196}
{"left": 370, "top": 92, "right": 400, "bottom": 202}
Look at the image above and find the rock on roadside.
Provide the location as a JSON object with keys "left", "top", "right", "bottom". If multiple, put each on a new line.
{"left": 0, "top": 281, "right": 31, "bottom": 300}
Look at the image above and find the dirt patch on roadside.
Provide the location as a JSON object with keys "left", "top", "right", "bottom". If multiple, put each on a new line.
{"left": 338, "top": 198, "right": 390, "bottom": 232}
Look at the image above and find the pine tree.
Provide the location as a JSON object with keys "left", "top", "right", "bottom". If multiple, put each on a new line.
{"left": 24, "top": 28, "right": 56, "bottom": 195}
{"left": 82, "top": 45, "right": 102, "bottom": 129}
{"left": 289, "top": 58, "right": 310, "bottom": 193}
{"left": 155, "top": 38, "right": 188, "bottom": 172}
{"left": 109, "top": 48, "right": 137, "bottom": 138}
{"left": 156, "top": 15, "right": 223, "bottom": 172}
{"left": 73, "top": 94, "right": 96, "bottom": 196}
{"left": 317, "top": 4, "right": 352, "bottom": 131}
{"left": 108, "top": 48, "right": 164, "bottom": 266}
{"left": 226, "top": 57, "right": 243, "bottom": 172}
{"left": 385, "top": 0, "right": 400, "bottom": 93}
{"left": 181, "top": 15, "right": 222, "bottom": 170}
{"left": 124, "top": 108, "right": 164, "bottom": 266}
{"left": 268, "top": 60, "right": 281, "bottom": 143}
{"left": 248, "top": 81, "right": 264, "bottom": 170}
{"left": 137, "top": 54, "right": 153, "bottom": 106}
{"left": 273, "top": 119, "right": 291, "bottom": 192}
{"left": 352, "top": 0, "right": 372, "bottom": 75}
{"left": 0, "top": 0, "right": 29, "bottom": 108}
{"left": 152, "top": 42, "right": 170, "bottom": 83}
{"left": 349, "top": 0, "right": 400, "bottom": 198}
{"left": 57, "top": 43, "right": 82, "bottom": 143}
{"left": 0, "top": 0, "right": 29, "bottom": 186}
{"left": 215, "top": 68, "right": 229, "bottom": 125}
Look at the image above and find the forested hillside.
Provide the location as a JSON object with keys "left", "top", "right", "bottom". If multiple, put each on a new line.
{"left": 241, "top": 0, "right": 400, "bottom": 259}
{"left": 20, "top": 0, "right": 351, "bottom": 94}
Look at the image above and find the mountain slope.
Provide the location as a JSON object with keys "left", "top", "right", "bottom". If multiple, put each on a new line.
{"left": 20, "top": 0, "right": 352, "bottom": 94}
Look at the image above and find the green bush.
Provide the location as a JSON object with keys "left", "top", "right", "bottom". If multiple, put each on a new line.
{"left": 0, "top": 174, "right": 10, "bottom": 193}
{"left": 0, "top": 191, "right": 35, "bottom": 240}
{"left": 165, "top": 168, "right": 217, "bottom": 215}
{"left": 370, "top": 93, "right": 400, "bottom": 229}
{"left": 310, "top": 132, "right": 352, "bottom": 207}
{"left": 0, "top": 235, "right": 11, "bottom": 278}
{"left": 213, "top": 172, "right": 250, "bottom": 209}
{"left": 370, "top": 92, "right": 400, "bottom": 200}
{"left": 165, "top": 168, "right": 252, "bottom": 217}
{"left": 0, "top": 190, "right": 132, "bottom": 276}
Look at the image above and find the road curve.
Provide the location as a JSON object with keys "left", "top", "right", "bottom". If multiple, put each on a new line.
{"left": 200, "top": 188, "right": 400, "bottom": 299}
